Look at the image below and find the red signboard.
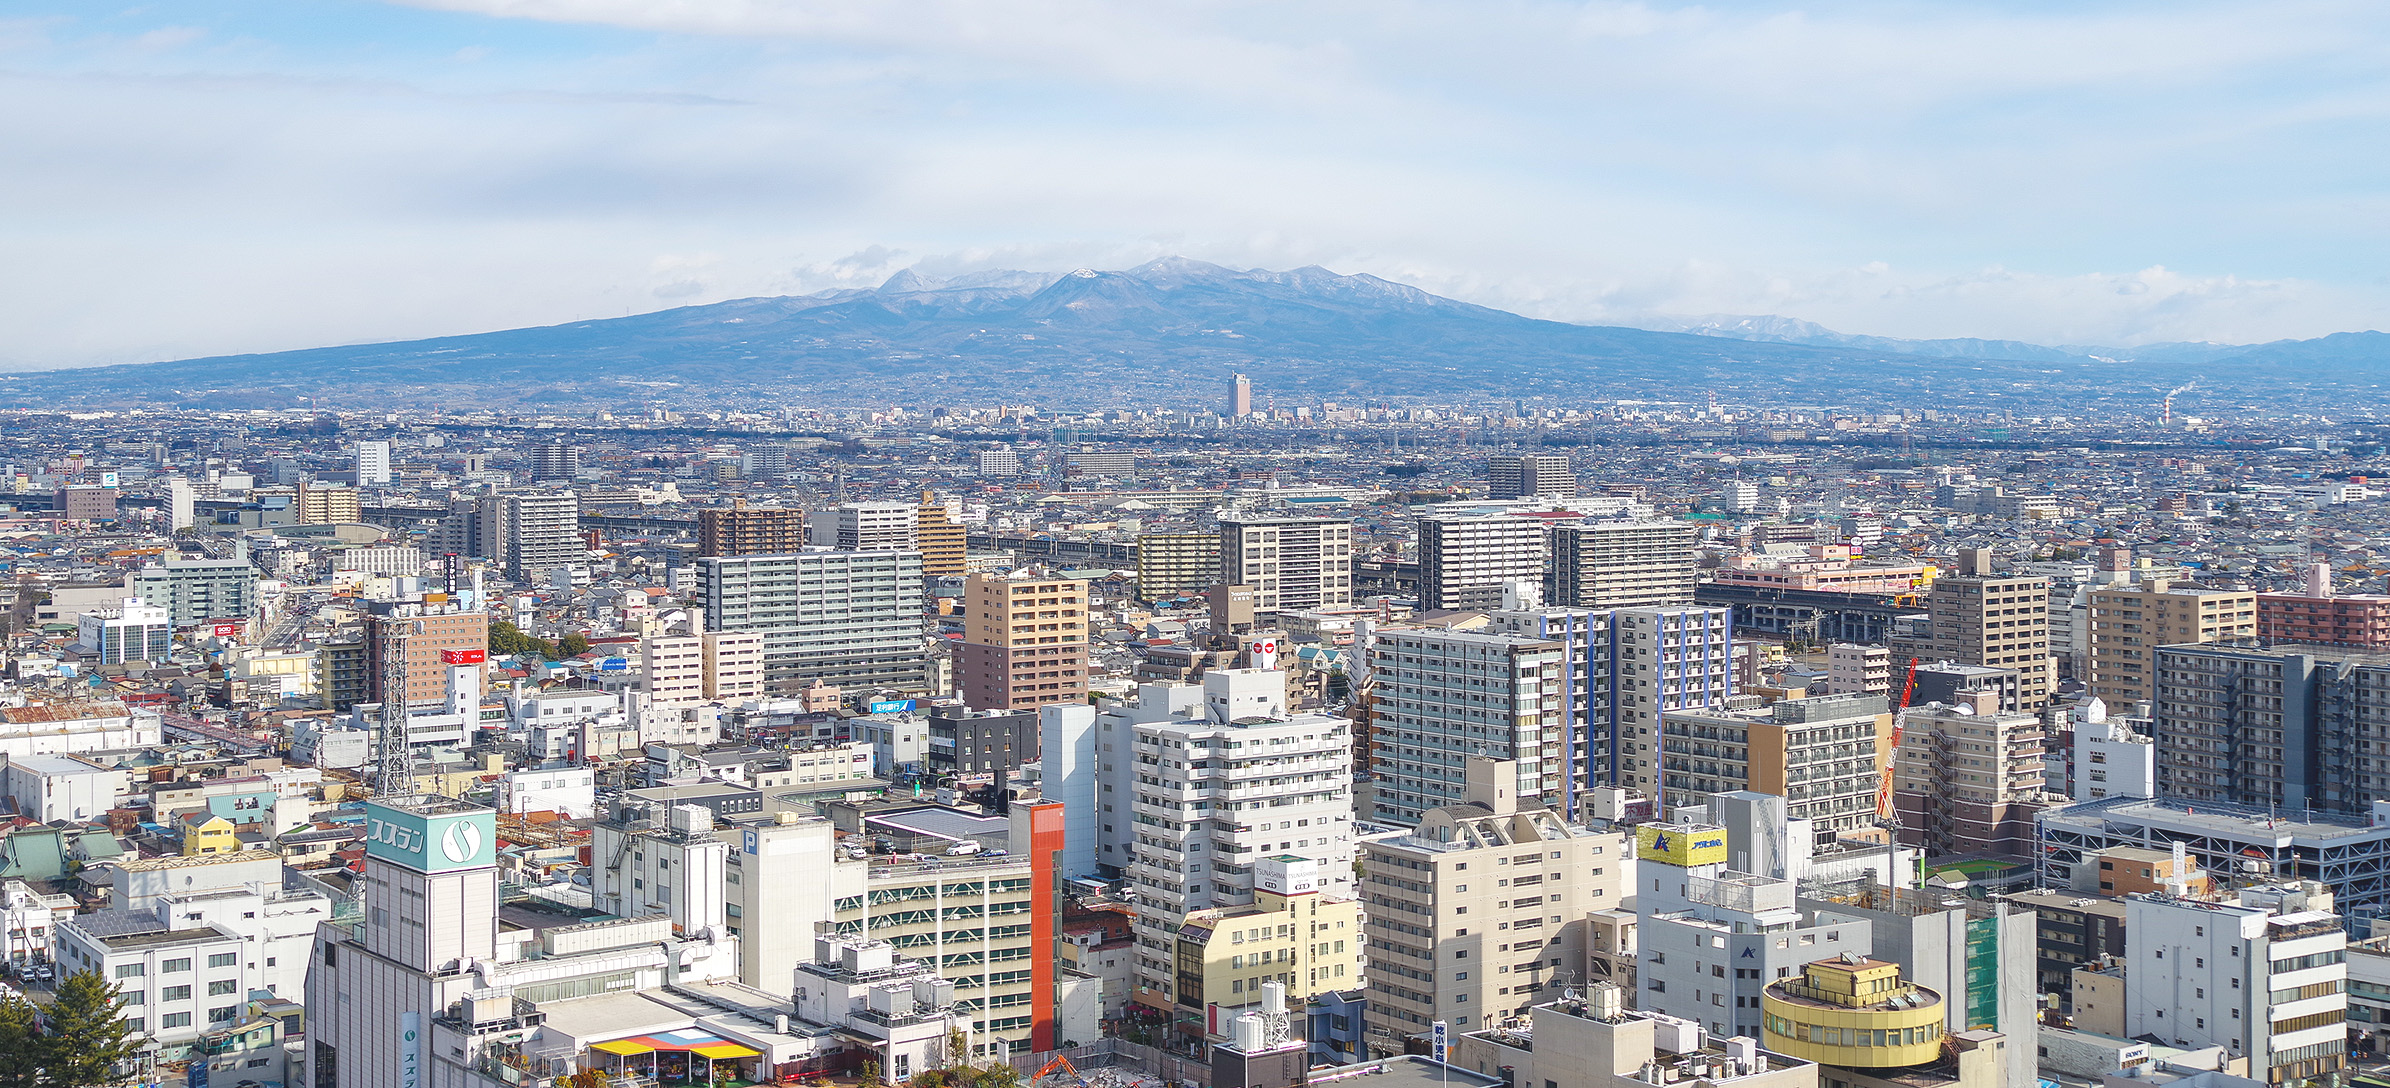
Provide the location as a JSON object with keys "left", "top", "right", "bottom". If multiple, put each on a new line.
{"left": 212, "top": 623, "right": 239, "bottom": 638}
{"left": 441, "top": 649, "right": 488, "bottom": 665}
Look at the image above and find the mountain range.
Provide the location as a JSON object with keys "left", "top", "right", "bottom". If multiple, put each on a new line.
{"left": 5, "top": 257, "right": 2385, "bottom": 411}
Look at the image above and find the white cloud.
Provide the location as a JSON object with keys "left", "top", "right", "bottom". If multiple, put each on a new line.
{"left": 3, "top": 0, "right": 2390, "bottom": 369}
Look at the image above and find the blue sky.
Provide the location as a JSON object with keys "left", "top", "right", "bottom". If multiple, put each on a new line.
{"left": 6, "top": 0, "right": 2390, "bottom": 368}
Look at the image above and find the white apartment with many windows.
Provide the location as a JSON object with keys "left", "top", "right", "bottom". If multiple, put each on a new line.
{"left": 1094, "top": 670, "right": 1357, "bottom": 1008}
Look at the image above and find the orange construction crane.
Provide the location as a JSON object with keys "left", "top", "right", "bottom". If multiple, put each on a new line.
{"left": 1875, "top": 657, "right": 1921, "bottom": 820}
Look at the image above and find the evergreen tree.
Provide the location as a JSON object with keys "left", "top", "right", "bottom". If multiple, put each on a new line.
{"left": 35, "top": 969, "right": 137, "bottom": 1088}
{"left": 0, "top": 992, "right": 38, "bottom": 1088}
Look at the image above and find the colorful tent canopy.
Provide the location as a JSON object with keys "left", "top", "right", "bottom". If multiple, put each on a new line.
{"left": 692, "top": 1043, "right": 762, "bottom": 1060}
{"left": 590, "top": 1039, "right": 655, "bottom": 1056}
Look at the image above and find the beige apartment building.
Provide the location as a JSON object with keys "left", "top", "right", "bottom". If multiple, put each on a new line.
{"left": 1889, "top": 688, "right": 2049, "bottom": 861}
{"left": 1360, "top": 757, "right": 1632, "bottom": 1045}
{"left": 1171, "top": 855, "right": 1365, "bottom": 1032}
{"left": 2087, "top": 579, "right": 2257, "bottom": 706}
{"left": 956, "top": 573, "right": 1089, "bottom": 711}
{"left": 1889, "top": 548, "right": 2053, "bottom": 710}
{"left": 1135, "top": 532, "right": 1223, "bottom": 599}
{"left": 916, "top": 492, "right": 968, "bottom": 577}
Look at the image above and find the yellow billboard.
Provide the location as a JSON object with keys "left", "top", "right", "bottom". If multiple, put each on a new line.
{"left": 1637, "top": 824, "right": 1728, "bottom": 867}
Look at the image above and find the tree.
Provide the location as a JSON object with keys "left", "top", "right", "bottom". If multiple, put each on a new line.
{"left": 34, "top": 969, "right": 138, "bottom": 1088}
{"left": 558, "top": 632, "right": 592, "bottom": 658}
{"left": 861, "top": 1059, "right": 885, "bottom": 1088}
{"left": 489, "top": 620, "right": 556, "bottom": 659}
{"left": 0, "top": 992, "right": 39, "bottom": 1088}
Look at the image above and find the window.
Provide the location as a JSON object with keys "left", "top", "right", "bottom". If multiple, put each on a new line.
{"left": 125, "top": 1019, "right": 144, "bottom": 1033}
{"left": 162, "top": 958, "right": 191, "bottom": 973}
{"left": 162, "top": 1013, "right": 192, "bottom": 1029}
{"left": 115, "top": 965, "right": 144, "bottom": 979}
{"left": 208, "top": 953, "right": 237, "bottom": 968}
{"left": 162, "top": 985, "right": 192, "bottom": 1001}
{"left": 209, "top": 1005, "right": 237, "bottom": 1023}
{"left": 209, "top": 980, "right": 237, "bottom": 996}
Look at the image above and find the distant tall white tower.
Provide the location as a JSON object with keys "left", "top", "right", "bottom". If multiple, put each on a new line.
{"left": 356, "top": 440, "right": 392, "bottom": 486}
{"left": 166, "top": 477, "right": 195, "bottom": 531}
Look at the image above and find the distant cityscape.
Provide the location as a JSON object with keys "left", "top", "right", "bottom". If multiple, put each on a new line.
{"left": 4, "top": 369, "right": 2390, "bottom": 1088}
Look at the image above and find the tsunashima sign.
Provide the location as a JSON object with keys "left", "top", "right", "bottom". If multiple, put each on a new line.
{"left": 364, "top": 800, "right": 497, "bottom": 874}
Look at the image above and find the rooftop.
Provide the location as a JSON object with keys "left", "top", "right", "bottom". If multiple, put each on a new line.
{"left": 2040, "top": 795, "right": 2390, "bottom": 844}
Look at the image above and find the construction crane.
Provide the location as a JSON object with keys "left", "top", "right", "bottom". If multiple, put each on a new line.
{"left": 1875, "top": 657, "right": 1922, "bottom": 821}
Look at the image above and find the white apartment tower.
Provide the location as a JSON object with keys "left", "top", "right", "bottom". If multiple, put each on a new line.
{"left": 1416, "top": 514, "right": 1550, "bottom": 612}
{"left": 356, "top": 440, "right": 393, "bottom": 486}
{"left": 1219, "top": 517, "right": 1355, "bottom": 612}
{"left": 1095, "top": 670, "right": 1358, "bottom": 1007}
{"left": 810, "top": 501, "right": 921, "bottom": 552}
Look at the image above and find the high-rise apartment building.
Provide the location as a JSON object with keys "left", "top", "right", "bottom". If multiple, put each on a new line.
{"left": 294, "top": 479, "right": 360, "bottom": 524}
{"left": 1136, "top": 532, "right": 1224, "bottom": 599}
{"left": 1362, "top": 629, "right": 1566, "bottom": 825}
{"left": 915, "top": 492, "right": 967, "bottom": 577}
{"left": 166, "top": 477, "right": 194, "bottom": 531}
{"left": 362, "top": 599, "right": 489, "bottom": 708}
{"left": 810, "top": 501, "right": 919, "bottom": 552}
{"left": 492, "top": 489, "right": 581, "bottom": 579}
{"left": 956, "top": 572, "right": 1088, "bottom": 711}
{"left": 1889, "top": 693, "right": 2049, "bottom": 860}
{"left": 355, "top": 440, "right": 392, "bottom": 486}
{"left": 1359, "top": 757, "right": 1630, "bottom": 1039}
{"left": 528, "top": 440, "right": 579, "bottom": 483}
{"left": 1219, "top": 517, "right": 1354, "bottom": 612}
{"left": 1658, "top": 693, "right": 1890, "bottom": 843}
{"left": 1489, "top": 454, "right": 1575, "bottom": 501}
{"left": 978, "top": 449, "right": 1023, "bottom": 477}
{"left": 701, "top": 550, "right": 930, "bottom": 694}
{"left": 1548, "top": 521, "right": 1697, "bottom": 609}
{"left": 130, "top": 555, "right": 259, "bottom": 626}
{"left": 1416, "top": 514, "right": 1549, "bottom": 612}
{"left": 1229, "top": 373, "right": 1253, "bottom": 418}
{"left": 1482, "top": 605, "right": 1736, "bottom": 804}
{"left": 1887, "top": 549, "right": 2053, "bottom": 710}
{"left": 1093, "top": 671, "right": 1356, "bottom": 1008}
{"left": 2151, "top": 643, "right": 2390, "bottom": 816}
{"left": 2087, "top": 580, "right": 2257, "bottom": 706}
{"left": 698, "top": 504, "right": 808, "bottom": 557}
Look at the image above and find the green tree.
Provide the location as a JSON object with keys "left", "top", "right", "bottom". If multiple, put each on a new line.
{"left": 861, "top": 1059, "right": 885, "bottom": 1088}
{"left": 558, "top": 632, "right": 592, "bottom": 658}
{"left": 34, "top": 969, "right": 138, "bottom": 1088}
{"left": 0, "top": 991, "right": 39, "bottom": 1088}
{"left": 489, "top": 620, "right": 556, "bottom": 658}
